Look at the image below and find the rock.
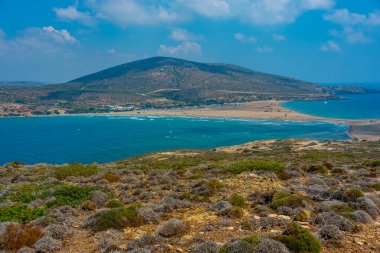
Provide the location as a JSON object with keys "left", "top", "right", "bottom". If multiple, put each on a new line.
{"left": 353, "top": 238, "right": 364, "bottom": 245}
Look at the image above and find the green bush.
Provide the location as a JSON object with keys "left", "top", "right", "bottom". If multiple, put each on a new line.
{"left": 105, "top": 199, "right": 124, "bottom": 208}
{"left": 52, "top": 162, "right": 99, "bottom": 180}
{"left": 45, "top": 184, "right": 94, "bottom": 208}
{"left": 270, "top": 192, "right": 304, "bottom": 209}
{"left": 229, "top": 194, "right": 247, "bottom": 208}
{"left": 346, "top": 188, "right": 364, "bottom": 200}
{"left": 82, "top": 204, "right": 143, "bottom": 231}
{"left": 0, "top": 204, "right": 45, "bottom": 223}
{"left": 275, "top": 222, "right": 321, "bottom": 253}
{"left": 364, "top": 160, "right": 380, "bottom": 168}
{"left": 225, "top": 160, "right": 286, "bottom": 174}
{"left": 305, "top": 165, "right": 328, "bottom": 174}
{"left": 370, "top": 183, "right": 380, "bottom": 191}
{"left": 9, "top": 184, "right": 50, "bottom": 203}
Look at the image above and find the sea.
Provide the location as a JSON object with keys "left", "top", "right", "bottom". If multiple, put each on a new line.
{"left": 0, "top": 116, "right": 349, "bottom": 165}
{"left": 282, "top": 83, "right": 380, "bottom": 120}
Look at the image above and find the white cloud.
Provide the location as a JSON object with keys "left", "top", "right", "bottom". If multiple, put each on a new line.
{"left": 88, "top": 0, "right": 181, "bottom": 26}
{"left": 302, "top": 0, "right": 335, "bottom": 10}
{"left": 170, "top": 28, "right": 199, "bottom": 42}
{"left": 0, "top": 26, "right": 78, "bottom": 57}
{"left": 343, "top": 27, "right": 371, "bottom": 44}
{"left": 158, "top": 41, "right": 202, "bottom": 57}
{"left": 324, "top": 9, "right": 380, "bottom": 26}
{"left": 42, "top": 26, "right": 78, "bottom": 44}
{"left": 320, "top": 40, "right": 340, "bottom": 52}
{"left": 80, "top": 0, "right": 335, "bottom": 27}
{"left": 177, "top": 0, "right": 230, "bottom": 18}
{"left": 324, "top": 9, "right": 379, "bottom": 44}
{"left": 53, "top": 5, "right": 94, "bottom": 26}
{"left": 273, "top": 34, "right": 286, "bottom": 41}
{"left": 255, "top": 46, "right": 273, "bottom": 53}
{"left": 228, "top": 0, "right": 335, "bottom": 25}
{"left": 234, "top": 33, "right": 256, "bottom": 43}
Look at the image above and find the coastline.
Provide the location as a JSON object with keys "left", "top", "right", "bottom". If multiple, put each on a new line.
{"left": 70, "top": 100, "right": 380, "bottom": 141}
{"left": 1, "top": 100, "right": 379, "bottom": 141}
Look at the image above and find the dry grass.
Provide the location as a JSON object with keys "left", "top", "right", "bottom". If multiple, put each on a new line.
{"left": 0, "top": 224, "right": 44, "bottom": 252}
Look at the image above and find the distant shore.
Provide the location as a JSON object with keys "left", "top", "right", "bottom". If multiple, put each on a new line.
{"left": 2, "top": 100, "right": 380, "bottom": 141}
{"left": 76, "top": 100, "right": 380, "bottom": 141}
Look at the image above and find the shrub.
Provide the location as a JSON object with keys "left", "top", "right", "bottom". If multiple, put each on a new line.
{"left": 105, "top": 199, "right": 124, "bottom": 208}
{"left": 220, "top": 239, "right": 254, "bottom": 253}
{"left": 95, "top": 229, "right": 123, "bottom": 251}
{"left": 229, "top": 194, "right": 247, "bottom": 208}
{"left": 156, "top": 218, "right": 188, "bottom": 238}
{"left": 33, "top": 235, "right": 62, "bottom": 253}
{"left": 371, "top": 183, "right": 380, "bottom": 191}
{"left": 101, "top": 173, "right": 120, "bottom": 183}
{"left": 318, "top": 225, "right": 343, "bottom": 241}
{"left": 0, "top": 204, "right": 45, "bottom": 223}
{"left": 190, "top": 241, "right": 220, "bottom": 253}
{"left": 209, "top": 201, "right": 232, "bottom": 213}
{"left": 219, "top": 206, "right": 244, "bottom": 218}
{"left": 191, "top": 179, "right": 223, "bottom": 197}
{"left": 8, "top": 184, "right": 48, "bottom": 204}
{"left": 220, "top": 237, "right": 259, "bottom": 253}
{"left": 127, "top": 234, "right": 163, "bottom": 251}
{"left": 254, "top": 238, "right": 290, "bottom": 253}
{"left": 225, "top": 160, "right": 286, "bottom": 175}
{"left": 0, "top": 223, "right": 44, "bottom": 252}
{"left": 305, "top": 165, "right": 328, "bottom": 174}
{"left": 82, "top": 204, "right": 143, "bottom": 231}
{"left": 252, "top": 217, "right": 290, "bottom": 230}
{"left": 43, "top": 224, "right": 72, "bottom": 240}
{"left": 81, "top": 200, "right": 97, "bottom": 211}
{"left": 346, "top": 189, "right": 364, "bottom": 201}
{"left": 52, "top": 162, "right": 98, "bottom": 180}
{"left": 17, "top": 247, "right": 34, "bottom": 253}
{"left": 353, "top": 210, "right": 373, "bottom": 223}
{"left": 275, "top": 222, "right": 321, "bottom": 253}
{"left": 312, "top": 212, "right": 355, "bottom": 231}
{"left": 137, "top": 207, "right": 161, "bottom": 224}
{"left": 355, "top": 197, "right": 379, "bottom": 218}
{"left": 269, "top": 192, "right": 303, "bottom": 209}
{"left": 91, "top": 190, "right": 109, "bottom": 207}
{"left": 46, "top": 185, "right": 94, "bottom": 208}
{"left": 319, "top": 201, "right": 354, "bottom": 219}
{"left": 364, "top": 160, "right": 380, "bottom": 168}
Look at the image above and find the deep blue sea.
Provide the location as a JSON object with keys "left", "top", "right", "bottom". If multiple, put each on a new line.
{"left": 283, "top": 86, "right": 380, "bottom": 120}
{"left": 0, "top": 116, "right": 349, "bottom": 165}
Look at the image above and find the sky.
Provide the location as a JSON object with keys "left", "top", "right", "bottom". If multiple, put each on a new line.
{"left": 0, "top": 0, "right": 380, "bottom": 84}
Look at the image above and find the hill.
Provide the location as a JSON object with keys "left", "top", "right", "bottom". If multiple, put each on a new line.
{"left": 0, "top": 57, "right": 374, "bottom": 115}
{"left": 52, "top": 57, "right": 332, "bottom": 104}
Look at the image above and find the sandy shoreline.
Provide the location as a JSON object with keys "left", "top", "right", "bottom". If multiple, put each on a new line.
{"left": 2, "top": 100, "right": 380, "bottom": 141}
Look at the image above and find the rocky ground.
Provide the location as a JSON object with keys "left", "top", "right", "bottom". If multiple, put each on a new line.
{"left": 0, "top": 139, "right": 379, "bottom": 253}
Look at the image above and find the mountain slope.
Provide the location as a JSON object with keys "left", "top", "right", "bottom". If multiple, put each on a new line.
{"left": 44, "top": 57, "right": 332, "bottom": 104}
{"left": 2, "top": 57, "right": 368, "bottom": 110}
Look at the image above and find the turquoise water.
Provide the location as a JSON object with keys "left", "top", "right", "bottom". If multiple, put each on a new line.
{"left": 0, "top": 116, "right": 349, "bottom": 165}
{"left": 283, "top": 93, "right": 380, "bottom": 120}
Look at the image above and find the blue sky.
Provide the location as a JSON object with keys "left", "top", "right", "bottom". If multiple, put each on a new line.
{"left": 0, "top": 0, "right": 380, "bottom": 83}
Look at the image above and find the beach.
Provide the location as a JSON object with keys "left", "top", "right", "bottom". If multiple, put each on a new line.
{"left": 90, "top": 100, "right": 380, "bottom": 141}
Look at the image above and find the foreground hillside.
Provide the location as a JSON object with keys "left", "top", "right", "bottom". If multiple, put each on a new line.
{"left": 0, "top": 57, "right": 372, "bottom": 116}
{"left": 0, "top": 139, "right": 379, "bottom": 253}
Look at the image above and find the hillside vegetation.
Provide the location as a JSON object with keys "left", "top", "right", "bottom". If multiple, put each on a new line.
{"left": 0, "top": 139, "right": 379, "bottom": 252}
{"left": 0, "top": 57, "right": 373, "bottom": 116}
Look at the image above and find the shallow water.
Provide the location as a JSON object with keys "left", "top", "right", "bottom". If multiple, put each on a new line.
{"left": 282, "top": 93, "right": 380, "bottom": 120}
{"left": 0, "top": 116, "right": 350, "bottom": 165}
